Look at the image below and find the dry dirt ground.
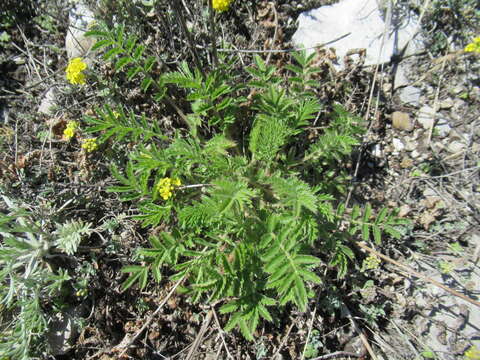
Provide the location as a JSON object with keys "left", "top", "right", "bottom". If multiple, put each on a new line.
{"left": 0, "top": 0, "right": 479, "bottom": 359}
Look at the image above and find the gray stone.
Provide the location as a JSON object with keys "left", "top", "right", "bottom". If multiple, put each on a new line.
{"left": 65, "top": 3, "right": 96, "bottom": 59}
{"left": 417, "top": 105, "right": 435, "bottom": 129}
{"left": 435, "top": 118, "right": 452, "bottom": 138}
{"left": 399, "top": 86, "right": 421, "bottom": 106}
{"left": 38, "top": 88, "right": 58, "bottom": 115}
{"left": 447, "top": 141, "right": 465, "bottom": 154}
{"left": 292, "top": 0, "right": 423, "bottom": 68}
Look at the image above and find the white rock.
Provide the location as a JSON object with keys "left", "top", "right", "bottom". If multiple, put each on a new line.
{"left": 38, "top": 88, "right": 58, "bottom": 115}
{"left": 410, "top": 149, "right": 420, "bottom": 158}
{"left": 417, "top": 105, "right": 435, "bottom": 129}
{"left": 371, "top": 143, "right": 383, "bottom": 158}
{"left": 392, "top": 138, "right": 405, "bottom": 152}
{"left": 292, "top": 0, "right": 423, "bottom": 68}
{"left": 447, "top": 141, "right": 465, "bottom": 154}
{"left": 65, "top": 3, "right": 96, "bottom": 59}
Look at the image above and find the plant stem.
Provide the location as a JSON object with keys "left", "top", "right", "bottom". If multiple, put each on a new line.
{"left": 171, "top": 1, "right": 204, "bottom": 75}
{"left": 208, "top": 0, "right": 219, "bottom": 67}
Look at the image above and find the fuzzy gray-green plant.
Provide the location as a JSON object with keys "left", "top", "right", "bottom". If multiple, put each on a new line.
{"left": 0, "top": 195, "right": 92, "bottom": 359}
{"left": 84, "top": 24, "right": 407, "bottom": 340}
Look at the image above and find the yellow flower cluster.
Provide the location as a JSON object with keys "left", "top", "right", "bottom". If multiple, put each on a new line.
{"left": 363, "top": 255, "right": 381, "bottom": 270}
{"left": 212, "top": 0, "right": 232, "bottom": 12}
{"left": 465, "top": 37, "right": 480, "bottom": 53}
{"left": 157, "top": 177, "right": 181, "bottom": 200}
{"left": 82, "top": 138, "right": 98, "bottom": 152}
{"left": 465, "top": 346, "right": 480, "bottom": 360}
{"left": 66, "top": 57, "right": 87, "bottom": 85}
{"left": 63, "top": 121, "right": 79, "bottom": 140}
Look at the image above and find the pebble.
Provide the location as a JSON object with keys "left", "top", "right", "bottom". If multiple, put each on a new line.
{"left": 38, "top": 88, "right": 57, "bottom": 115}
{"left": 392, "top": 111, "right": 413, "bottom": 131}
{"left": 400, "top": 157, "right": 413, "bottom": 168}
{"left": 371, "top": 143, "right": 383, "bottom": 158}
{"left": 438, "top": 98, "right": 454, "bottom": 110}
{"left": 410, "top": 150, "right": 420, "bottom": 158}
{"left": 417, "top": 105, "right": 435, "bottom": 129}
{"left": 392, "top": 138, "right": 405, "bottom": 152}
{"left": 434, "top": 118, "right": 451, "bottom": 138}
{"left": 405, "top": 140, "right": 417, "bottom": 152}
{"left": 447, "top": 141, "right": 465, "bottom": 154}
{"left": 399, "top": 86, "right": 421, "bottom": 106}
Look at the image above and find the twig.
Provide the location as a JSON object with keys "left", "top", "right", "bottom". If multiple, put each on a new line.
{"left": 300, "top": 305, "right": 317, "bottom": 360}
{"left": 345, "top": 0, "right": 391, "bottom": 209}
{"left": 356, "top": 242, "right": 480, "bottom": 308}
{"left": 427, "top": 57, "right": 446, "bottom": 144}
{"left": 211, "top": 307, "right": 235, "bottom": 360}
{"left": 389, "top": 319, "right": 422, "bottom": 358}
{"left": 272, "top": 321, "right": 295, "bottom": 359}
{"left": 207, "top": 32, "right": 351, "bottom": 54}
{"left": 310, "top": 351, "right": 361, "bottom": 360}
{"left": 172, "top": 1, "right": 203, "bottom": 74}
{"left": 116, "top": 277, "right": 185, "bottom": 357}
{"left": 265, "top": 2, "right": 278, "bottom": 65}
{"left": 341, "top": 304, "right": 378, "bottom": 360}
{"left": 208, "top": 0, "right": 219, "bottom": 67}
{"left": 185, "top": 310, "right": 213, "bottom": 360}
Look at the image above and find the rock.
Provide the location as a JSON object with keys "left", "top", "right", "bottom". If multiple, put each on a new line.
{"left": 394, "top": 66, "right": 409, "bottom": 89}
{"left": 395, "top": 67, "right": 421, "bottom": 106}
{"left": 392, "top": 138, "right": 405, "bottom": 152}
{"left": 38, "top": 88, "right": 58, "bottom": 115}
{"left": 405, "top": 140, "right": 417, "bottom": 152}
{"left": 392, "top": 111, "right": 413, "bottom": 131}
{"left": 399, "top": 86, "right": 421, "bottom": 106}
{"left": 417, "top": 105, "right": 435, "bottom": 129}
{"left": 398, "top": 204, "right": 411, "bottom": 217}
{"left": 292, "top": 0, "right": 423, "bottom": 68}
{"left": 383, "top": 82, "right": 392, "bottom": 93}
{"left": 371, "top": 143, "right": 383, "bottom": 158}
{"left": 410, "top": 150, "right": 420, "bottom": 158}
{"left": 438, "top": 98, "right": 454, "bottom": 110}
{"left": 447, "top": 141, "right": 465, "bottom": 154}
{"left": 65, "top": 3, "right": 96, "bottom": 59}
{"left": 400, "top": 157, "right": 413, "bottom": 168}
{"left": 434, "top": 118, "right": 452, "bottom": 138}
{"left": 0, "top": 103, "right": 8, "bottom": 124}
{"left": 46, "top": 305, "right": 86, "bottom": 355}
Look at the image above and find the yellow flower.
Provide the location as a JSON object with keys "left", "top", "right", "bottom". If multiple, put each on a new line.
{"left": 465, "top": 346, "right": 480, "bottom": 360}
{"left": 157, "top": 177, "right": 182, "bottom": 200}
{"left": 66, "top": 57, "right": 87, "bottom": 85}
{"left": 212, "top": 0, "right": 232, "bottom": 12}
{"left": 82, "top": 138, "right": 98, "bottom": 152}
{"left": 63, "top": 121, "right": 79, "bottom": 140}
{"left": 464, "top": 36, "right": 480, "bottom": 53}
{"left": 363, "top": 255, "right": 381, "bottom": 270}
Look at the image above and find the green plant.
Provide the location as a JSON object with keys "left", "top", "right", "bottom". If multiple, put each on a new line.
{"left": 303, "top": 329, "right": 323, "bottom": 358}
{"left": 83, "top": 23, "right": 407, "bottom": 341}
{"left": 0, "top": 195, "right": 92, "bottom": 359}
